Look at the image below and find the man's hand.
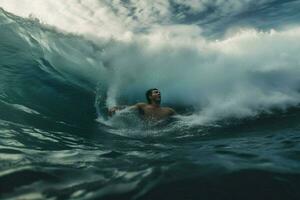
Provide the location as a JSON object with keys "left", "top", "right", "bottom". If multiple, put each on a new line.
{"left": 108, "top": 106, "right": 128, "bottom": 117}
{"left": 108, "top": 107, "right": 118, "bottom": 117}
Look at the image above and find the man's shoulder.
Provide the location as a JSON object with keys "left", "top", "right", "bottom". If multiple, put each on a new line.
{"left": 134, "top": 102, "right": 148, "bottom": 108}
{"left": 162, "top": 107, "right": 176, "bottom": 115}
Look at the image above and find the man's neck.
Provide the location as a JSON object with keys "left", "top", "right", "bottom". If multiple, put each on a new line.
{"left": 149, "top": 101, "right": 160, "bottom": 108}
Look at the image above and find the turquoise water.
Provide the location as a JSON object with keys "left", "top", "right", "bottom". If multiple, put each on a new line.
{"left": 1, "top": 2, "right": 300, "bottom": 199}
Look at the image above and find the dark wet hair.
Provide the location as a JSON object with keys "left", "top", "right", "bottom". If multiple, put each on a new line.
{"left": 146, "top": 88, "right": 158, "bottom": 103}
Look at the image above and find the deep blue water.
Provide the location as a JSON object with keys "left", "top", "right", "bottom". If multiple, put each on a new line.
{"left": 1, "top": 1, "right": 300, "bottom": 199}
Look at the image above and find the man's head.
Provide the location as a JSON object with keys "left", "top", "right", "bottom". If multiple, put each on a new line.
{"left": 146, "top": 88, "right": 161, "bottom": 104}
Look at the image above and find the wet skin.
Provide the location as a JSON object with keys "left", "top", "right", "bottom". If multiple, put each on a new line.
{"left": 108, "top": 89, "right": 176, "bottom": 120}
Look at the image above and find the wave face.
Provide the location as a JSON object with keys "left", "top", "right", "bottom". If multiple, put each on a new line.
{"left": 1, "top": 1, "right": 300, "bottom": 199}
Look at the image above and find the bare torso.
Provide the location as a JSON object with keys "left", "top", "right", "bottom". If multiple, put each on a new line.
{"left": 136, "top": 103, "right": 175, "bottom": 120}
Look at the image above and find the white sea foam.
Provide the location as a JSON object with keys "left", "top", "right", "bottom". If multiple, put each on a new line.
{"left": 0, "top": 0, "right": 280, "bottom": 39}
{"left": 97, "top": 27, "right": 300, "bottom": 125}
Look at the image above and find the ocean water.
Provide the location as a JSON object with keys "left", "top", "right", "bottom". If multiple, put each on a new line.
{"left": 0, "top": 1, "right": 300, "bottom": 199}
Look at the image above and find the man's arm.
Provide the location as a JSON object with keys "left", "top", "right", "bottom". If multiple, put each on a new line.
{"left": 167, "top": 108, "right": 176, "bottom": 116}
{"left": 108, "top": 103, "right": 146, "bottom": 116}
{"left": 108, "top": 105, "right": 126, "bottom": 116}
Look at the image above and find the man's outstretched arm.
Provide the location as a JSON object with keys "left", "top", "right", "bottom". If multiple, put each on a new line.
{"left": 169, "top": 108, "right": 176, "bottom": 116}
{"left": 108, "top": 103, "right": 146, "bottom": 116}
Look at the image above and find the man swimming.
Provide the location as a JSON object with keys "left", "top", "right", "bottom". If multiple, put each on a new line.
{"left": 108, "top": 88, "right": 176, "bottom": 120}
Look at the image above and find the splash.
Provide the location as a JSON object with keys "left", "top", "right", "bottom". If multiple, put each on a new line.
{"left": 96, "top": 27, "right": 300, "bottom": 125}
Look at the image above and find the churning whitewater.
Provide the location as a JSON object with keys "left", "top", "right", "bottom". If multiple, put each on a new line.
{"left": 0, "top": 1, "right": 300, "bottom": 200}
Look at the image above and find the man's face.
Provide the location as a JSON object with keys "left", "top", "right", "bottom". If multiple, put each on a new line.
{"left": 151, "top": 89, "right": 161, "bottom": 103}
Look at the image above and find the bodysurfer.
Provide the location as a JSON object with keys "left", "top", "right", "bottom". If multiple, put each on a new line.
{"left": 108, "top": 88, "right": 176, "bottom": 121}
